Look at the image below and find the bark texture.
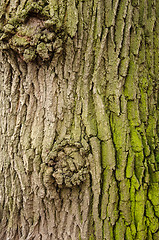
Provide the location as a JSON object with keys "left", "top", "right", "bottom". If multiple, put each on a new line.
{"left": 0, "top": 0, "right": 159, "bottom": 239}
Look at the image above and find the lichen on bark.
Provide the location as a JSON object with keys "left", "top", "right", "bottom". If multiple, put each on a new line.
{"left": 0, "top": 0, "right": 159, "bottom": 240}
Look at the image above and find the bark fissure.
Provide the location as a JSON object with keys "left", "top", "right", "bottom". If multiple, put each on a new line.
{"left": 0, "top": 0, "right": 159, "bottom": 239}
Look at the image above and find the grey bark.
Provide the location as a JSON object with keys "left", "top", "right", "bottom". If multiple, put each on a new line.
{"left": 0, "top": 0, "right": 159, "bottom": 240}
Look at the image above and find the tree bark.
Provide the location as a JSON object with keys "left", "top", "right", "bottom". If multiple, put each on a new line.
{"left": 0, "top": 0, "right": 159, "bottom": 239}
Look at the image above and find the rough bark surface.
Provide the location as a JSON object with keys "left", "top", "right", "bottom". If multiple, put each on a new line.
{"left": 0, "top": 0, "right": 158, "bottom": 239}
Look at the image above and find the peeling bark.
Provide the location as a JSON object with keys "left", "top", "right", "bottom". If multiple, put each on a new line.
{"left": 0, "top": 0, "right": 159, "bottom": 239}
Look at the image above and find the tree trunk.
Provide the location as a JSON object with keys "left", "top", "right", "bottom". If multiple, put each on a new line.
{"left": 0, "top": 0, "right": 158, "bottom": 239}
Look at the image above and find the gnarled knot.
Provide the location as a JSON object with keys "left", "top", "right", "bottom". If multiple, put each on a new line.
{"left": 0, "top": 16, "right": 65, "bottom": 62}
{"left": 46, "top": 143, "right": 89, "bottom": 188}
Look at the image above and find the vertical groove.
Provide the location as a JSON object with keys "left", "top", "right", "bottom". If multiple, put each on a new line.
{"left": 0, "top": 0, "right": 158, "bottom": 239}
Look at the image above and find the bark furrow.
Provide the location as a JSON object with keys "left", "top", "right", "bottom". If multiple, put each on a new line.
{"left": 0, "top": 0, "right": 158, "bottom": 239}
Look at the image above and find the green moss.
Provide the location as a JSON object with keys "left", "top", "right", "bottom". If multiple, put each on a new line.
{"left": 124, "top": 59, "right": 137, "bottom": 100}
{"left": 136, "top": 229, "right": 147, "bottom": 240}
{"left": 148, "top": 183, "right": 159, "bottom": 217}
{"left": 89, "top": 234, "right": 95, "bottom": 240}
{"left": 146, "top": 116, "right": 157, "bottom": 150}
{"left": 130, "top": 126, "right": 143, "bottom": 152}
{"left": 130, "top": 174, "right": 140, "bottom": 202}
{"left": 143, "top": 159, "right": 150, "bottom": 183}
{"left": 127, "top": 100, "right": 141, "bottom": 127}
{"left": 146, "top": 200, "right": 159, "bottom": 233}
{"left": 138, "top": 77, "right": 148, "bottom": 122}
{"left": 136, "top": 124, "right": 150, "bottom": 157}
{"left": 148, "top": 164, "right": 159, "bottom": 183}
{"left": 134, "top": 151, "right": 144, "bottom": 182}
{"left": 136, "top": 186, "right": 145, "bottom": 202}
{"left": 126, "top": 148, "right": 135, "bottom": 178}
{"left": 139, "top": 76, "right": 149, "bottom": 90}
{"left": 153, "top": 230, "right": 159, "bottom": 240}
{"left": 135, "top": 188, "right": 146, "bottom": 232}
{"left": 130, "top": 222, "right": 137, "bottom": 238}
{"left": 148, "top": 153, "right": 156, "bottom": 165}
{"left": 147, "top": 230, "right": 153, "bottom": 240}
{"left": 110, "top": 112, "right": 128, "bottom": 150}
{"left": 125, "top": 226, "right": 133, "bottom": 240}
{"left": 114, "top": 217, "right": 126, "bottom": 240}
{"left": 155, "top": 149, "right": 159, "bottom": 163}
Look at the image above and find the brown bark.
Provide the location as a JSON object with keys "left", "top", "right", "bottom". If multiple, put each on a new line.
{"left": 0, "top": 0, "right": 159, "bottom": 239}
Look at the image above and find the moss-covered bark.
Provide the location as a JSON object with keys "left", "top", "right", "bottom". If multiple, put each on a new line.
{"left": 0, "top": 0, "right": 158, "bottom": 239}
